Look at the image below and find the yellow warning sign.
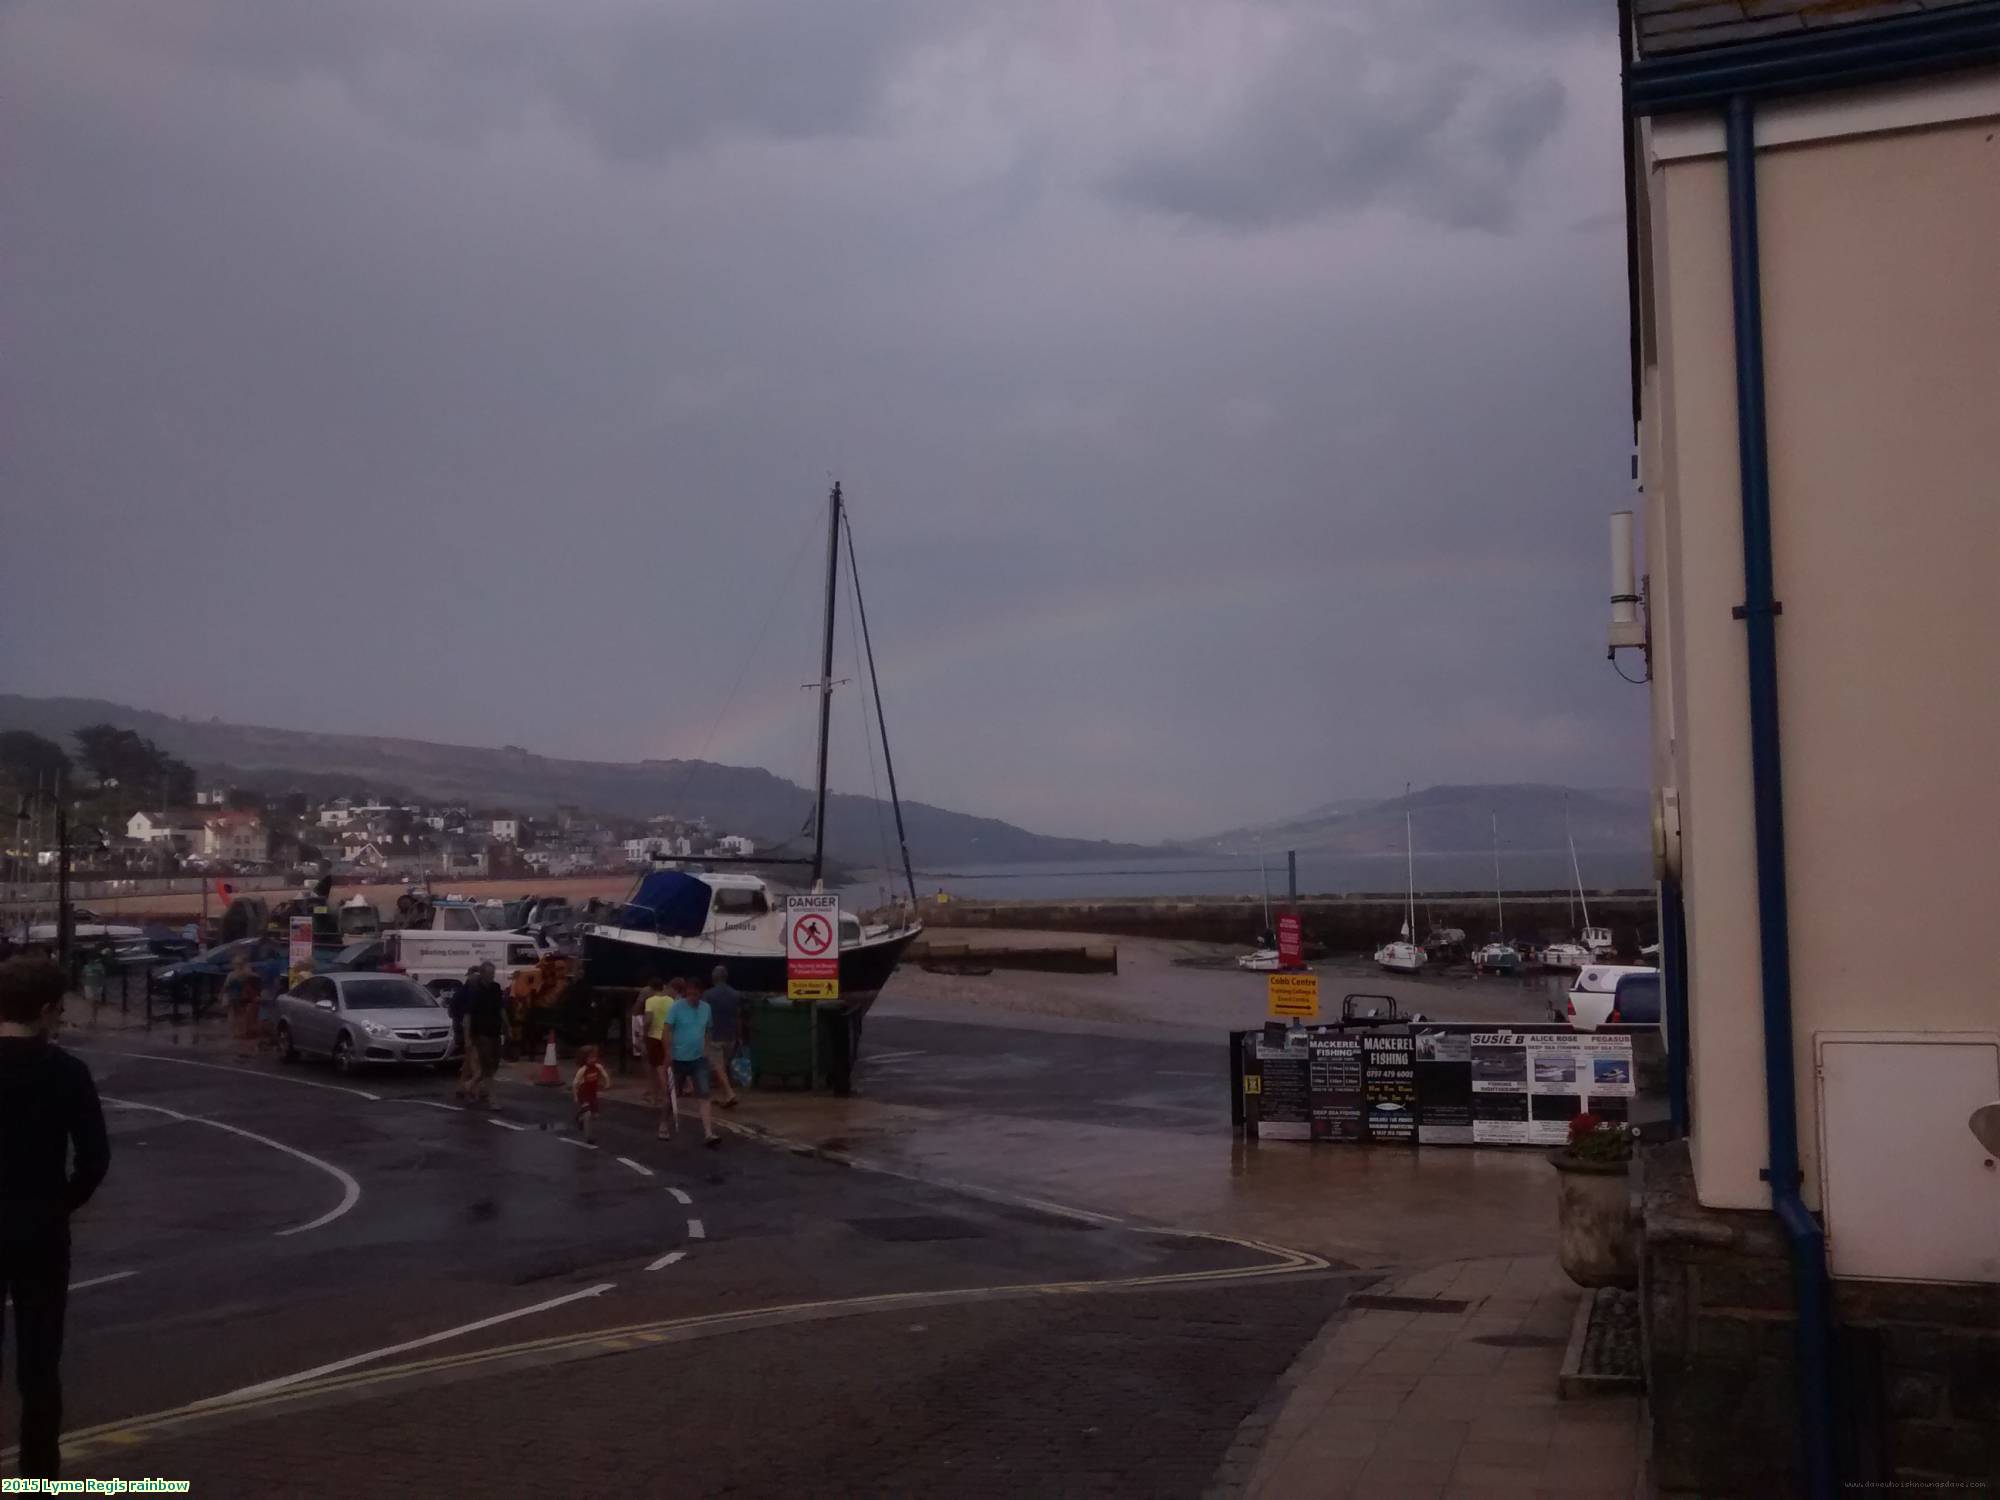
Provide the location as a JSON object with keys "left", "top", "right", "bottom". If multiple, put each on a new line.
{"left": 788, "top": 978, "right": 840, "bottom": 1001}
{"left": 1266, "top": 972, "right": 1319, "bottom": 1020}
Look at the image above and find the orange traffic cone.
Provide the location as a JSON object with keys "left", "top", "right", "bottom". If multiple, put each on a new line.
{"left": 536, "top": 1032, "right": 561, "bottom": 1087}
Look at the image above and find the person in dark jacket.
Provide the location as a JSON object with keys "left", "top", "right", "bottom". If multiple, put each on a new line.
{"left": 0, "top": 955, "right": 110, "bottom": 1480}
{"left": 462, "top": 961, "right": 506, "bottom": 1108}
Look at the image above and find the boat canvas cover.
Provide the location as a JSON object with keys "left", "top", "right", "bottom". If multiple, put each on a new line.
{"left": 619, "top": 871, "right": 713, "bottom": 936}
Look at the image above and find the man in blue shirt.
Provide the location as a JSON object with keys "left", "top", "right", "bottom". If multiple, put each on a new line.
{"left": 666, "top": 984, "right": 719, "bottom": 1148}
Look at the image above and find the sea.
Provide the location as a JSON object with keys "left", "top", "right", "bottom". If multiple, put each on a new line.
{"left": 838, "top": 847, "right": 1652, "bottom": 906}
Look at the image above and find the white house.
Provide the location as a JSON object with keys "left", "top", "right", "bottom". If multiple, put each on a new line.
{"left": 716, "top": 834, "right": 755, "bottom": 857}
{"left": 624, "top": 836, "right": 673, "bottom": 865}
{"left": 127, "top": 810, "right": 200, "bottom": 845}
{"left": 200, "top": 813, "right": 264, "bottom": 864}
{"left": 489, "top": 818, "right": 519, "bottom": 843}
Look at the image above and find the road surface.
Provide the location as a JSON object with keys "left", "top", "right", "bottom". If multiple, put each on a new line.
{"left": 40, "top": 1035, "right": 1364, "bottom": 1496}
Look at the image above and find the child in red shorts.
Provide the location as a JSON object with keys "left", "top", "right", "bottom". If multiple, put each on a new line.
{"left": 571, "top": 1045, "right": 611, "bottom": 1144}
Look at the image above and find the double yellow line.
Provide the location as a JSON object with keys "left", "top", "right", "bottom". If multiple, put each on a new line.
{"left": 55, "top": 1231, "right": 1328, "bottom": 1464}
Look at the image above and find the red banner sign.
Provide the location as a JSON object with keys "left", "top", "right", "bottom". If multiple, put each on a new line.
{"left": 1277, "top": 913, "right": 1302, "bottom": 971}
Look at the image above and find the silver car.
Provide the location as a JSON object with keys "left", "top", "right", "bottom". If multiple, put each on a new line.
{"left": 275, "top": 972, "right": 460, "bottom": 1074}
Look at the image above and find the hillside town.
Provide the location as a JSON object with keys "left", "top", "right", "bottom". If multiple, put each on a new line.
{"left": 1, "top": 723, "right": 756, "bottom": 884}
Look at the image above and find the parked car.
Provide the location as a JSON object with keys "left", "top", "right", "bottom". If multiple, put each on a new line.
{"left": 1566, "top": 965, "right": 1661, "bottom": 1031}
{"left": 274, "top": 972, "right": 460, "bottom": 1074}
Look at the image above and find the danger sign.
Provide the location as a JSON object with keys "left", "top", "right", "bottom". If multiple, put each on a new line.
{"left": 786, "top": 894, "right": 841, "bottom": 1001}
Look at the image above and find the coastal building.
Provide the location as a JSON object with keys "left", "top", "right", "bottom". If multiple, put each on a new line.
{"left": 1618, "top": 4, "right": 2000, "bottom": 1493}
{"left": 199, "top": 812, "right": 264, "bottom": 865}
{"left": 126, "top": 810, "right": 201, "bottom": 846}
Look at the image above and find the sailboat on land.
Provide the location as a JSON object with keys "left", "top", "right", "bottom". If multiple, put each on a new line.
{"left": 1539, "top": 796, "right": 1603, "bottom": 972}
{"left": 1374, "top": 787, "right": 1427, "bottom": 974}
{"left": 580, "top": 483, "right": 923, "bottom": 1011}
{"left": 1472, "top": 811, "right": 1522, "bottom": 975}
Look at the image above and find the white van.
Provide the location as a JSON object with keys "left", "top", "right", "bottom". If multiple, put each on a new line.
{"left": 385, "top": 928, "right": 548, "bottom": 998}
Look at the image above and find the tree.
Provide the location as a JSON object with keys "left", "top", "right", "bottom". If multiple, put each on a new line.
{"left": 0, "top": 731, "right": 70, "bottom": 791}
{"left": 225, "top": 788, "right": 265, "bottom": 813}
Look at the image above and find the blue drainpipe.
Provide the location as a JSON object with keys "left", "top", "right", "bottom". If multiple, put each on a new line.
{"left": 1723, "top": 92, "right": 1837, "bottom": 1498}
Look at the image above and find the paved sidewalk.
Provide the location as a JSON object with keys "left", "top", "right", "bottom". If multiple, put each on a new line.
{"left": 1243, "top": 1257, "right": 1644, "bottom": 1500}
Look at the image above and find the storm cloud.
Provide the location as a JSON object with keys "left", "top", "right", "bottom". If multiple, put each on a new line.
{"left": 0, "top": 0, "right": 1644, "bottom": 842}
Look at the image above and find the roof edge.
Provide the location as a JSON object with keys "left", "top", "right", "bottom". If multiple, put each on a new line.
{"left": 1628, "top": 2, "right": 2000, "bottom": 114}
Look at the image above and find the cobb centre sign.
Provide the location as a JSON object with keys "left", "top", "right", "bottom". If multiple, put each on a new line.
{"left": 1267, "top": 971, "right": 1319, "bottom": 1020}
{"left": 785, "top": 894, "right": 841, "bottom": 1002}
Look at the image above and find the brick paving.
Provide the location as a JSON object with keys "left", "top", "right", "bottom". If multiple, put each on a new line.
{"left": 1244, "top": 1257, "right": 1645, "bottom": 1500}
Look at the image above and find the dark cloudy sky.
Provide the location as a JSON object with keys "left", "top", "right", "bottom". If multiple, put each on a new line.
{"left": 1, "top": 0, "right": 1645, "bottom": 841}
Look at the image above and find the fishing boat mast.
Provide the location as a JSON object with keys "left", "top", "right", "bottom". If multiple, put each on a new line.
{"left": 810, "top": 483, "right": 842, "bottom": 891}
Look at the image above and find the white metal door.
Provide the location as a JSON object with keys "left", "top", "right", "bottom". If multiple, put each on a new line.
{"left": 1817, "top": 1035, "right": 2000, "bottom": 1284}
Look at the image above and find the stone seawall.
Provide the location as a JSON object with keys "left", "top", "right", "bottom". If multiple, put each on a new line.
{"left": 918, "top": 891, "right": 1657, "bottom": 953}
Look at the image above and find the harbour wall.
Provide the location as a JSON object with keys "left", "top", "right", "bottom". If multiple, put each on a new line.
{"left": 917, "top": 891, "right": 1658, "bottom": 953}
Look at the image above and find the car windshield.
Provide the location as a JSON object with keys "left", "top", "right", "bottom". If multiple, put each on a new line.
{"left": 338, "top": 979, "right": 437, "bottom": 1010}
{"left": 335, "top": 941, "right": 379, "bottom": 964}
{"left": 475, "top": 905, "right": 517, "bottom": 931}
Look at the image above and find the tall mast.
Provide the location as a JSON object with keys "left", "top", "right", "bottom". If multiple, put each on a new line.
{"left": 1566, "top": 793, "right": 1591, "bottom": 931}
{"left": 810, "top": 483, "right": 842, "bottom": 890}
{"left": 1403, "top": 783, "right": 1415, "bottom": 942}
{"left": 1492, "top": 811, "right": 1505, "bottom": 941}
{"left": 842, "top": 505, "right": 919, "bottom": 912}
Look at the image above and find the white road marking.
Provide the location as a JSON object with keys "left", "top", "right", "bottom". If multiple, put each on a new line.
{"left": 686, "top": 1218, "right": 706, "bottom": 1240}
{"left": 646, "top": 1251, "right": 687, "bottom": 1272}
{"left": 104, "top": 1098, "right": 361, "bottom": 1237}
{"left": 393, "top": 1100, "right": 465, "bottom": 1113}
{"left": 206, "top": 1283, "right": 616, "bottom": 1402}
{"left": 666, "top": 1187, "right": 692, "bottom": 1205}
{"left": 559, "top": 1136, "right": 595, "bottom": 1150}
{"left": 615, "top": 1157, "right": 654, "bottom": 1177}
{"left": 81, "top": 1050, "right": 380, "bottom": 1101}
{"left": 70, "top": 1271, "right": 138, "bottom": 1292}
{"left": 864, "top": 1049, "right": 924, "bottom": 1065}
{"left": 487, "top": 1117, "right": 528, "bottom": 1132}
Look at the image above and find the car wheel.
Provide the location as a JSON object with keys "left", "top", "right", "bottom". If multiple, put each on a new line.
{"left": 332, "top": 1032, "right": 356, "bottom": 1075}
{"left": 276, "top": 1021, "right": 299, "bottom": 1064}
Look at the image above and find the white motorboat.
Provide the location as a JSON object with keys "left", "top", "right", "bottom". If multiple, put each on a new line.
{"left": 1540, "top": 941, "right": 1592, "bottom": 972}
{"left": 1374, "top": 939, "right": 1427, "bottom": 973}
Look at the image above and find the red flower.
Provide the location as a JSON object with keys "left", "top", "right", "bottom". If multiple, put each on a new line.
{"left": 1567, "top": 1112, "right": 1603, "bottom": 1144}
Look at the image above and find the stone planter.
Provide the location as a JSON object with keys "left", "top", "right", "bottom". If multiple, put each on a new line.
{"left": 1549, "top": 1149, "right": 1638, "bottom": 1289}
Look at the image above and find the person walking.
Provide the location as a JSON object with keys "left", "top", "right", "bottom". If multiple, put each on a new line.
{"left": 463, "top": 961, "right": 506, "bottom": 1109}
{"left": 450, "top": 965, "right": 479, "bottom": 1103}
{"left": 570, "top": 1045, "right": 611, "bottom": 1145}
{"left": 667, "top": 981, "right": 720, "bottom": 1149}
{"left": 637, "top": 975, "right": 672, "bottom": 1111}
{"left": 0, "top": 956, "right": 111, "bottom": 1481}
{"left": 699, "top": 967, "right": 742, "bottom": 1109}
{"left": 223, "top": 952, "right": 262, "bottom": 1060}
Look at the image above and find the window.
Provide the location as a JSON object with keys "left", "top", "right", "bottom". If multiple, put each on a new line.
{"left": 507, "top": 943, "right": 540, "bottom": 967}
{"left": 711, "top": 886, "right": 769, "bottom": 917}
{"left": 440, "top": 907, "right": 480, "bottom": 931}
{"left": 336, "top": 978, "right": 437, "bottom": 1011}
